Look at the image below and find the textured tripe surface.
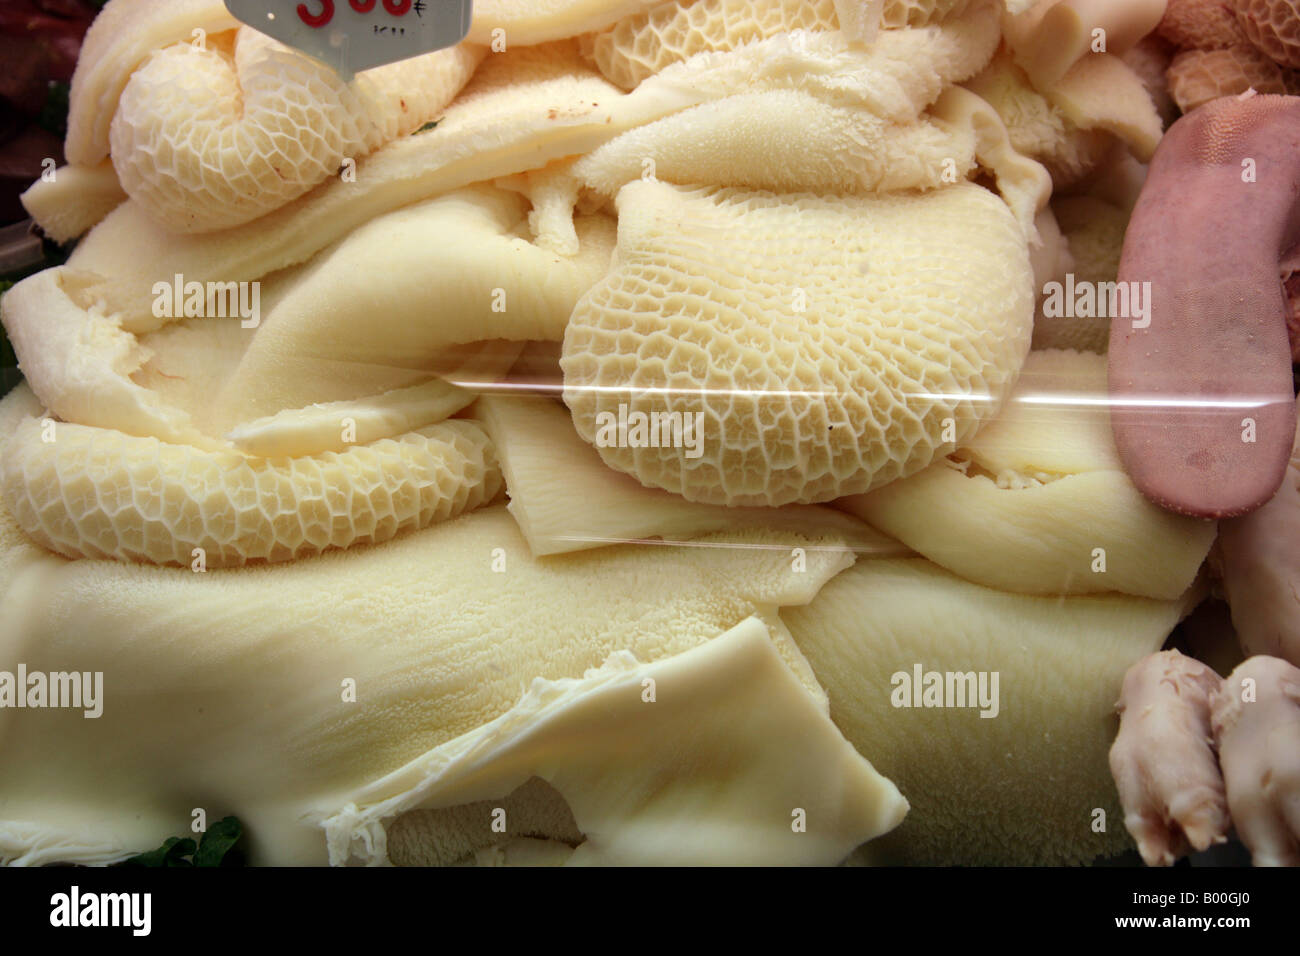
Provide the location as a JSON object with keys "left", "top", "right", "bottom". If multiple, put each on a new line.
{"left": 110, "top": 30, "right": 481, "bottom": 232}
{"left": 583, "top": 0, "right": 972, "bottom": 93}
{"left": 562, "top": 179, "right": 1034, "bottom": 507}
{"left": 1167, "top": 45, "right": 1300, "bottom": 112}
{"left": 574, "top": 0, "right": 1005, "bottom": 198}
{"left": 64, "top": 40, "right": 627, "bottom": 326}
{"left": 65, "top": 0, "right": 240, "bottom": 165}
{"left": 963, "top": 50, "right": 1117, "bottom": 189}
{"left": 584, "top": 0, "right": 843, "bottom": 89}
{"left": 0, "top": 380, "right": 901, "bottom": 867}
{"left": 1234, "top": 0, "right": 1300, "bottom": 70}
{"left": 1, "top": 416, "right": 501, "bottom": 567}
{"left": 881, "top": 0, "right": 972, "bottom": 28}
{"left": 474, "top": 393, "right": 908, "bottom": 556}
{"left": 1158, "top": 0, "right": 1251, "bottom": 49}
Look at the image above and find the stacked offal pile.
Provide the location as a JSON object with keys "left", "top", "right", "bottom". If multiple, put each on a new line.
{"left": 0, "top": 0, "right": 1262, "bottom": 866}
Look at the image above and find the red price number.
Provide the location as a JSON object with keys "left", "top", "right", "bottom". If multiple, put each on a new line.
{"left": 296, "top": 0, "right": 413, "bottom": 28}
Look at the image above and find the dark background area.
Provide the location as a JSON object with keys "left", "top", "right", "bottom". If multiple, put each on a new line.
{"left": 0, "top": 0, "right": 106, "bottom": 397}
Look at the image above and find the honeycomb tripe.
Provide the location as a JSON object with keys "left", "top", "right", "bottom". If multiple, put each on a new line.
{"left": 561, "top": 179, "right": 1035, "bottom": 507}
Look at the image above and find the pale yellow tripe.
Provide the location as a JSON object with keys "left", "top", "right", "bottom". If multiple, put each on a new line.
{"left": 210, "top": 185, "right": 616, "bottom": 432}
{"left": 583, "top": 0, "right": 847, "bottom": 89}
{"left": 0, "top": 384, "right": 903, "bottom": 866}
{"left": 20, "top": 161, "right": 127, "bottom": 244}
{"left": 964, "top": 50, "right": 1119, "bottom": 189}
{"left": 562, "top": 179, "right": 1035, "bottom": 507}
{"left": 839, "top": 350, "right": 1217, "bottom": 598}
{"left": 473, "top": 393, "right": 908, "bottom": 556}
{"left": 2, "top": 187, "right": 612, "bottom": 446}
{"left": 226, "top": 379, "right": 476, "bottom": 459}
{"left": 1003, "top": 0, "right": 1168, "bottom": 91}
{"left": 63, "top": 6, "right": 1007, "bottom": 331}
{"left": 321, "top": 615, "right": 905, "bottom": 866}
{"left": 573, "top": 3, "right": 1008, "bottom": 199}
{"left": 1, "top": 410, "right": 500, "bottom": 568}
{"left": 65, "top": 0, "right": 240, "bottom": 165}
{"left": 466, "top": 0, "right": 667, "bottom": 46}
{"left": 784, "top": 555, "right": 1202, "bottom": 865}
{"left": 110, "top": 29, "right": 484, "bottom": 232}
{"left": 1, "top": 267, "right": 217, "bottom": 449}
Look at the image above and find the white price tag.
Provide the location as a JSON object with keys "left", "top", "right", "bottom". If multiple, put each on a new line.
{"left": 224, "top": 0, "right": 473, "bottom": 78}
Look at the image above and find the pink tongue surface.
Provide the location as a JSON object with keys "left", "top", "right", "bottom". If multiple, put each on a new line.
{"left": 1109, "top": 95, "right": 1300, "bottom": 519}
{"left": 1284, "top": 243, "right": 1300, "bottom": 361}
